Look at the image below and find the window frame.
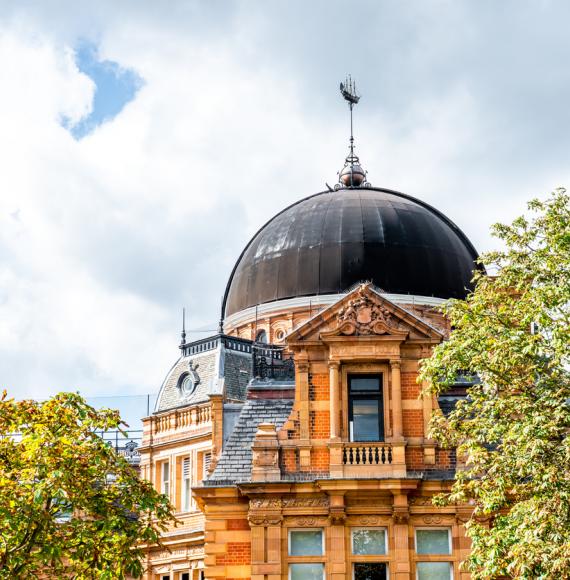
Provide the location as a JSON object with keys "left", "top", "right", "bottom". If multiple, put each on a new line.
{"left": 414, "top": 527, "right": 452, "bottom": 556}
{"left": 414, "top": 527, "right": 454, "bottom": 580}
{"left": 415, "top": 561, "right": 453, "bottom": 580}
{"left": 181, "top": 456, "right": 192, "bottom": 512}
{"left": 348, "top": 374, "right": 385, "bottom": 442}
{"left": 288, "top": 528, "right": 325, "bottom": 557}
{"left": 202, "top": 451, "right": 211, "bottom": 480}
{"left": 288, "top": 562, "right": 326, "bottom": 580}
{"left": 160, "top": 460, "right": 170, "bottom": 497}
{"left": 352, "top": 562, "right": 389, "bottom": 580}
{"left": 351, "top": 527, "right": 389, "bottom": 557}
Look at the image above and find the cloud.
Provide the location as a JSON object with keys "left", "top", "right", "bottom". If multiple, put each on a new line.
{"left": 0, "top": 0, "right": 569, "bottom": 400}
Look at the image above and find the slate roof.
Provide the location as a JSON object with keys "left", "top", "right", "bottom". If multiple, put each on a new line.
{"left": 208, "top": 398, "right": 294, "bottom": 483}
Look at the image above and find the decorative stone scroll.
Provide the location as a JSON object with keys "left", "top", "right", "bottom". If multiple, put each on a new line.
{"left": 422, "top": 515, "right": 443, "bottom": 524}
{"left": 294, "top": 517, "right": 328, "bottom": 527}
{"left": 248, "top": 515, "right": 283, "bottom": 526}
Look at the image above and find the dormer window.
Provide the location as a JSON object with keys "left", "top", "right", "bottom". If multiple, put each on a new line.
{"left": 348, "top": 374, "right": 384, "bottom": 442}
{"left": 178, "top": 372, "right": 196, "bottom": 396}
{"left": 177, "top": 361, "right": 200, "bottom": 397}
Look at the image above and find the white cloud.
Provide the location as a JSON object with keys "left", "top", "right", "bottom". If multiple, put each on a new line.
{"left": 1, "top": 0, "right": 569, "bottom": 399}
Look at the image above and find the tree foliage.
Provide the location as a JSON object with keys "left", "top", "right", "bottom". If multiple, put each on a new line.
{"left": 420, "top": 189, "right": 570, "bottom": 579}
{"left": 0, "top": 392, "right": 175, "bottom": 579}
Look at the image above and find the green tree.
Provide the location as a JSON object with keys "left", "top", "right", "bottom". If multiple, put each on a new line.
{"left": 420, "top": 189, "right": 570, "bottom": 579}
{"left": 0, "top": 392, "right": 175, "bottom": 579}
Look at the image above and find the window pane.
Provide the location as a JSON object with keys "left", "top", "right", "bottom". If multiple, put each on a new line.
{"left": 416, "top": 530, "right": 451, "bottom": 554}
{"left": 352, "top": 399, "right": 380, "bottom": 441}
{"left": 289, "top": 563, "right": 324, "bottom": 580}
{"left": 354, "top": 563, "right": 387, "bottom": 580}
{"left": 350, "top": 377, "right": 381, "bottom": 391}
{"left": 352, "top": 529, "right": 387, "bottom": 555}
{"left": 289, "top": 530, "right": 323, "bottom": 556}
{"left": 416, "top": 562, "right": 452, "bottom": 580}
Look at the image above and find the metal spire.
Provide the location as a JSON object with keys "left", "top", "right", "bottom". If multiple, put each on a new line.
{"left": 336, "top": 75, "right": 369, "bottom": 189}
{"left": 218, "top": 296, "right": 224, "bottom": 334}
{"left": 180, "top": 307, "right": 186, "bottom": 346}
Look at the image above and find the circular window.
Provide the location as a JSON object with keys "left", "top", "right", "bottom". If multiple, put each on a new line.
{"left": 275, "top": 329, "right": 285, "bottom": 342}
{"left": 178, "top": 372, "right": 196, "bottom": 396}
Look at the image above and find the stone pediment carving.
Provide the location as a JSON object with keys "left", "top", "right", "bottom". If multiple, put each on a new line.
{"left": 286, "top": 283, "right": 444, "bottom": 344}
{"left": 334, "top": 285, "right": 402, "bottom": 336}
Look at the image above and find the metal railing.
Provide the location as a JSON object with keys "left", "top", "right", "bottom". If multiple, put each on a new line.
{"left": 252, "top": 344, "right": 295, "bottom": 381}
{"left": 97, "top": 430, "right": 143, "bottom": 465}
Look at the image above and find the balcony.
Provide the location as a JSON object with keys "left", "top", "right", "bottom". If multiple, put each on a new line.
{"left": 97, "top": 430, "right": 142, "bottom": 467}
{"left": 330, "top": 441, "right": 406, "bottom": 478}
{"left": 343, "top": 442, "right": 393, "bottom": 466}
{"left": 252, "top": 344, "right": 295, "bottom": 381}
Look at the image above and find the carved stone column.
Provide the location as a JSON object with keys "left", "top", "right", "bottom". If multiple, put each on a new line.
{"left": 391, "top": 492, "right": 411, "bottom": 579}
{"left": 329, "top": 361, "right": 341, "bottom": 440}
{"left": 209, "top": 394, "right": 223, "bottom": 471}
{"left": 249, "top": 499, "right": 283, "bottom": 580}
{"left": 390, "top": 359, "right": 404, "bottom": 441}
{"left": 328, "top": 493, "right": 347, "bottom": 580}
{"left": 296, "top": 356, "right": 311, "bottom": 468}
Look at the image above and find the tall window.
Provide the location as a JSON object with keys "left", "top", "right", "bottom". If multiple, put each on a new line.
{"left": 161, "top": 461, "right": 170, "bottom": 497}
{"left": 348, "top": 375, "right": 384, "bottom": 442}
{"left": 288, "top": 529, "right": 325, "bottom": 579}
{"left": 181, "top": 457, "right": 192, "bottom": 512}
{"left": 415, "top": 528, "right": 453, "bottom": 580}
{"left": 202, "top": 452, "right": 211, "bottom": 480}
{"left": 351, "top": 528, "right": 388, "bottom": 580}
{"left": 255, "top": 329, "right": 268, "bottom": 343}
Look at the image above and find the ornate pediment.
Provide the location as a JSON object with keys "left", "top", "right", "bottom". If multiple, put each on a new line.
{"left": 286, "top": 283, "right": 444, "bottom": 344}
{"left": 333, "top": 285, "right": 403, "bottom": 336}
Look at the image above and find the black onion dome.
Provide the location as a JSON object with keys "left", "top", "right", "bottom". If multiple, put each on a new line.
{"left": 223, "top": 187, "right": 479, "bottom": 317}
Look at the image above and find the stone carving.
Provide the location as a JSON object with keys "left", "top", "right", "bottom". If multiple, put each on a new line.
{"left": 282, "top": 497, "right": 330, "bottom": 508}
{"left": 359, "top": 516, "right": 380, "bottom": 525}
{"left": 329, "top": 512, "right": 347, "bottom": 525}
{"left": 336, "top": 286, "right": 399, "bottom": 336}
{"left": 422, "top": 515, "right": 443, "bottom": 524}
{"left": 392, "top": 509, "right": 409, "bottom": 524}
{"left": 248, "top": 515, "right": 283, "bottom": 526}
{"left": 295, "top": 517, "right": 320, "bottom": 526}
{"left": 249, "top": 498, "right": 282, "bottom": 509}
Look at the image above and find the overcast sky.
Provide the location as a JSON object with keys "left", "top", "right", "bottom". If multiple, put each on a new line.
{"left": 1, "top": 0, "right": 570, "bottom": 401}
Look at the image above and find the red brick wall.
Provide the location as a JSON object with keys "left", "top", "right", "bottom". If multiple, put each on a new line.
{"left": 401, "top": 372, "right": 420, "bottom": 399}
{"left": 216, "top": 542, "right": 251, "bottom": 565}
{"left": 403, "top": 409, "right": 424, "bottom": 437}
{"left": 309, "top": 373, "right": 329, "bottom": 401}
{"left": 310, "top": 410, "right": 330, "bottom": 439}
{"left": 282, "top": 447, "right": 298, "bottom": 473}
{"left": 406, "top": 447, "right": 424, "bottom": 470}
{"left": 310, "top": 447, "right": 330, "bottom": 472}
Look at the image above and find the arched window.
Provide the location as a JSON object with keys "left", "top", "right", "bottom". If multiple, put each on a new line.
{"left": 255, "top": 329, "right": 268, "bottom": 344}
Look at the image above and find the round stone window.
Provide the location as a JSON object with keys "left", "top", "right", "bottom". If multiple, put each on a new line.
{"left": 178, "top": 372, "right": 196, "bottom": 396}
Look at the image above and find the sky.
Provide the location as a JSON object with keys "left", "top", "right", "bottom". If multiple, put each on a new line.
{"left": 1, "top": 0, "right": 570, "bottom": 403}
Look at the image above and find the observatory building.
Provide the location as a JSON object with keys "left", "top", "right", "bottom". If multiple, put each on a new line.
{"left": 139, "top": 80, "right": 477, "bottom": 580}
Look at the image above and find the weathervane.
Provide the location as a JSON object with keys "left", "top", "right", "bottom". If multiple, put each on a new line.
{"left": 336, "top": 75, "right": 369, "bottom": 189}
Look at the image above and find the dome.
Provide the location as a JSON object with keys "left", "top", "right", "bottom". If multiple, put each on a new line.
{"left": 223, "top": 187, "right": 479, "bottom": 317}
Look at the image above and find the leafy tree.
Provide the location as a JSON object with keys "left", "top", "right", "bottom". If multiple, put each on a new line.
{"left": 420, "top": 189, "right": 570, "bottom": 579}
{"left": 0, "top": 391, "right": 175, "bottom": 579}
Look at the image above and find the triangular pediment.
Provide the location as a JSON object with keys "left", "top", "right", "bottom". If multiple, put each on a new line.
{"left": 286, "top": 283, "right": 444, "bottom": 344}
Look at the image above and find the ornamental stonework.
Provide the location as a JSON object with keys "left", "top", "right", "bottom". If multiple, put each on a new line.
{"left": 336, "top": 286, "right": 401, "bottom": 336}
